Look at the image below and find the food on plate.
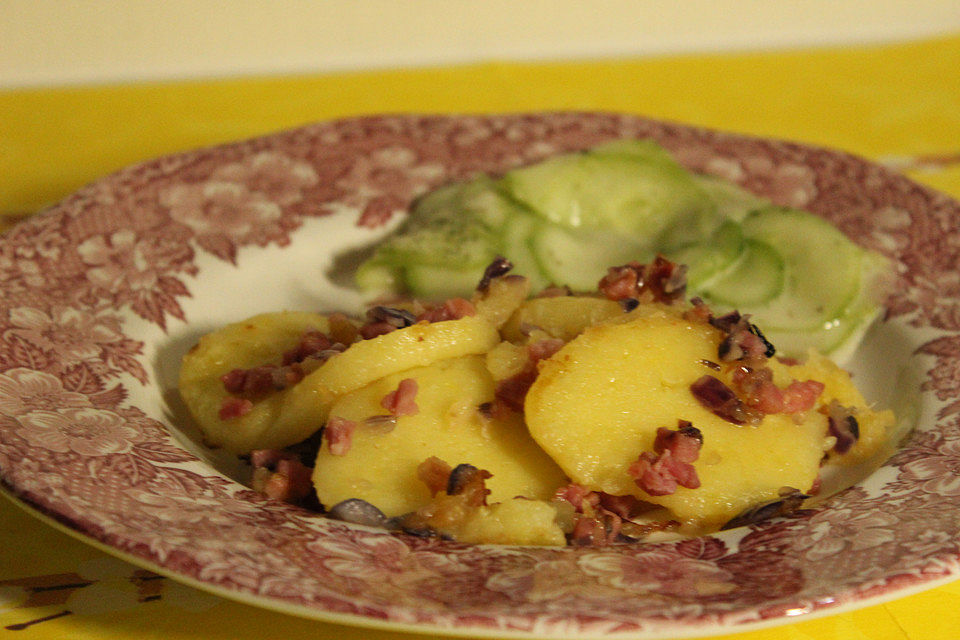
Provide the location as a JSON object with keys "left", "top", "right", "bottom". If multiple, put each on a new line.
{"left": 179, "top": 257, "right": 895, "bottom": 546}
{"left": 355, "top": 139, "right": 890, "bottom": 360}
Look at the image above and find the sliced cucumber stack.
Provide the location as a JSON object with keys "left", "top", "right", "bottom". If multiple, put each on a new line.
{"left": 530, "top": 223, "right": 652, "bottom": 291}
{"left": 354, "top": 138, "right": 890, "bottom": 360}
{"left": 691, "top": 207, "right": 889, "bottom": 358}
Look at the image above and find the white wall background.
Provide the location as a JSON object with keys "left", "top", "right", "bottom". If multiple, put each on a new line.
{"left": 2, "top": 0, "right": 960, "bottom": 88}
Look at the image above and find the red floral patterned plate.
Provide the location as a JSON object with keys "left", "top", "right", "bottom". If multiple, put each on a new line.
{"left": 1, "top": 113, "right": 959, "bottom": 638}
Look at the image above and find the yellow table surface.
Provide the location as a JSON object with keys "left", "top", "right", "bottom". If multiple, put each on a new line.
{"left": 2, "top": 33, "right": 960, "bottom": 640}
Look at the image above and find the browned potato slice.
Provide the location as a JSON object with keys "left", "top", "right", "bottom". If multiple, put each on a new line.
{"left": 473, "top": 274, "right": 531, "bottom": 328}
{"left": 525, "top": 308, "right": 828, "bottom": 529}
{"left": 305, "top": 315, "right": 499, "bottom": 396}
{"left": 179, "top": 312, "right": 336, "bottom": 453}
{"left": 500, "top": 295, "right": 623, "bottom": 342}
{"left": 313, "top": 355, "right": 567, "bottom": 517}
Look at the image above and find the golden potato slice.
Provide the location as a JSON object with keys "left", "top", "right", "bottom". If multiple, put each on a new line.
{"left": 430, "top": 497, "right": 565, "bottom": 546}
{"left": 313, "top": 355, "right": 567, "bottom": 517}
{"left": 500, "top": 295, "right": 623, "bottom": 343}
{"left": 179, "top": 311, "right": 336, "bottom": 453}
{"left": 473, "top": 274, "right": 532, "bottom": 329}
{"left": 525, "top": 308, "right": 827, "bottom": 529}
{"left": 771, "top": 351, "right": 895, "bottom": 464}
{"left": 305, "top": 315, "right": 499, "bottom": 396}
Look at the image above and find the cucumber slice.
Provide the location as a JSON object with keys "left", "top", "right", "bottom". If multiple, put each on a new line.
{"left": 738, "top": 207, "right": 865, "bottom": 330}
{"left": 667, "top": 220, "right": 745, "bottom": 289}
{"left": 691, "top": 174, "right": 770, "bottom": 222}
{"left": 698, "top": 238, "right": 785, "bottom": 307}
{"left": 530, "top": 222, "right": 652, "bottom": 291}
{"left": 404, "top": 265, "right": 488, "bottom": 300}
{"left": 413, "top": 176, "right": 511, "bottom": 231}
{"left": 499, "top": 212, "right": 550, "bottom": 289}
{"left": 501, "top": 150, "right": 719, "bottom": 244}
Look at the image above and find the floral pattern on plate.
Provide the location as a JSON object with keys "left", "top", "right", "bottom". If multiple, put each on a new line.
{"left": 1, "top": 113, "right": 959, "bottom": 638}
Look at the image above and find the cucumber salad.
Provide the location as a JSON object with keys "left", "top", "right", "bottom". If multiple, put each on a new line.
{"left": 356, "top": 139, "right": 891, "bottom": 361}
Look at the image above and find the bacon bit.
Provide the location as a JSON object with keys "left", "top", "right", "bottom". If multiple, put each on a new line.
{"left": 221, "top": 328, "right": 345, "bottom": 403}
{"left": 446, "top": 464, "right": 493, "bottom": 506}
{"left": 261, "top": 457, "right": 314, "bottom": 503}
{"left": 683, "top": 297, "right": 714, "bottom": 323}
{"left": 380, "top": 378, "right": 419, "bottom": 416}
{"left": 571, "top": 515, "right": 611, "bottom": 547}
{"left": 782, "top": 379, "right": 825, "bottom": 413}
{"left": 282, "top": 330, "right": 333, "bottom": 365}
{"left": 731, "top": 367, "right": 824, "bottom": 415}
{"left": 250, "top": 448, "right": 298, "bottom": 469}
{"left": 417, "top": 456, "right": 453, "bottom": 496}
{"left": 808, "top": 475, "right": 822, "bottom": 496}
{"left": 628, "top": 421, "right": 703, "bottom": 496}
{"left": 690, "top": 375, "right": 761, "bottom": 425}
{"left": 359, "top": 306, "right": 418, "bottom": 339}
{"left": 221, "top": 364, "right": 304, "bottom": 396}
{"left": 476, "top": 256, "right": 513, "bottom": 293}
{"left": 218, "top": 397, "right": 253, "bottom": 420}
{"left": 711, "top": 311, "right": 775, "bottom": 362}
{"left": 598, "top": 256, "right": 687, "bottom": 304}
{"left": 536, "top": 284, "right": 573, "bottom": 298}
{"left": 417, "top": 297, "right": 477, "bottom": 323}
{"left": 554, "top": 483, "right": 601, "bottom": 512}
{"left": 325, "top": 416, "right": 357, "bottom": 456}
{"left": 597, "top": 493, "right": 650, "bottom": 520}
{"left": 825, "top": 400, "right": 860, "bottom": 454}
{"left": 494, "top": 338, "right": 565, "bottom": 412}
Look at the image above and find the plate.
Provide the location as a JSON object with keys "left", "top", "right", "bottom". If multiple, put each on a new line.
{"left": 1, "top": 113, "right": 959, "bottom": 638}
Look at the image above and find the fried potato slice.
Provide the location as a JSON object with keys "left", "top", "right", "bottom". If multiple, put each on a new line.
{"left": 525, "top": 308, "right": 828, "bottom": 530}
{"left": 312, "top": 355, "right": 567, "bottom": 517}
{"left": 305, "top": 315, "right": 499, "bottom": 396}
{"left": 178, "top": 311, "right": 337, "bottom": 454}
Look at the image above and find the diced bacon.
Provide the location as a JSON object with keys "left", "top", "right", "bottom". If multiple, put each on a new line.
{"left": 417, "top": 456, "right": 453, "bottom": 496}
{"left": 553, "top": 483, "right": 600, "bottom": 512}
{"left": 782, "top": 379, "right": 825, "bottom": 413}
{"left": 597, "top": 493, "right": 647, "bottom": 520}
{"left": 598, "top": 256, "right": 687, "bottom": 304}
{"left": 731, "top": 367, "right": 824, "bottom": 415}
{"left": 571, "top": 516, "right": 607, "bottom": 546}
{"left": 713, "top": 312, "right": 775, "bottom": 362}
{"left": 690, "top": 375, "right": 761, "bottom": 425}
{"left": 282, "top": 330, "right": 333, "bottom": 365}
{"left": 683, "top": 297, "right": 714, "bottom": 324}
{"left": 825, "top": 400, "right": 860, "bottom": 454}
{"left": 359, "top": 306, "right": 417, "bottom": 339}
{"left": 598, "top": 265, "right": 640, "bottom": 301}
{"left": 536, "top": 285, "right": 573, "bottom": 298}
{"left": 628, "top": 423, "right": 703, "bottom": 496}
{"left": 325, "top": 416, "right": 357, "bottom": 456}
{"left": 417, "top": 297, "right": 477, "bottom": 323}
{"left": 250, "top": 448, "right": 297, "bottom": 469}
{"left": 381, "top": 378, "right": 419, "bottom": 416}
{"left": 528, "top": 338, "right": 565, "bottom": 361}
{"left": 494, "top": 338, "right": 565, "bottom": 412}
{"left": 219, "top": 397, "right": 253, "bottom": 420}
{"left": 220, "top": 363, "right": 305, "bottom": 395}
{"left": 446, "top": 464, "right": 493, "bottom": 506}
{"left": 359, "top": 321, "right": 397, "bottom": 339}
{"left": 261, "top": 457, "right": 314, "bottom": 503}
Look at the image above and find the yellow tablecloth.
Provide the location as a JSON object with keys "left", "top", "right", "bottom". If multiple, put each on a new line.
{"left": 2, "top": 33, "right": 960, "bottom": 640}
